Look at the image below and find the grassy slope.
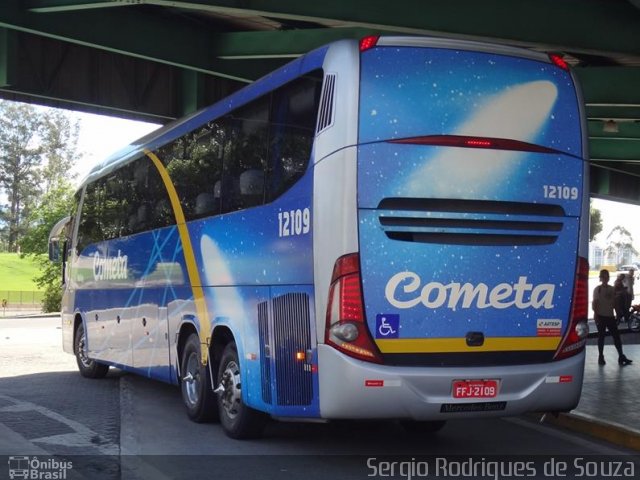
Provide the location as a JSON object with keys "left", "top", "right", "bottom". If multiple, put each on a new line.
{"left": 0, "top": 253, "right": 42, "bottom": 291}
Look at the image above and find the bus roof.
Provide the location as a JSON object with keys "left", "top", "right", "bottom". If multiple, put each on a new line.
{"left": 78, "top": 35, "right": 562, "bottom": 190}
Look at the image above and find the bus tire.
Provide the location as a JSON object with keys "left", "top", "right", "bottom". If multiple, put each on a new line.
{"left": 180, "top": 333, "right": 219, "bottom": 423}
{"left": 399, "top": 420, "right": 447, "bottom": 434}
{"left": 74, "top": 323, "right": 109, "bottom": 379}
{"left": 217, "top": 342, "right": 267, "bottom": 439}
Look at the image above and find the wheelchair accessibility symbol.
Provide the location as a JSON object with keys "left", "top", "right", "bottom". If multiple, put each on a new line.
{"left": 375, "top": 314, "right": 400, "bottom": 338}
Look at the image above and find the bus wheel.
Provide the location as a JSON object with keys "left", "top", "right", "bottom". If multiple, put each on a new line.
{"left": 399, "top": 420, "right": 447, "bottom": 434}
{"left": 216, "top": 342, "right": 267, "bottom": 439}
{"left": 74, "top": 323, "right": 109, "bottom": 379}
{"left": 180, "top": 333, "right": 218, "bottom": 423}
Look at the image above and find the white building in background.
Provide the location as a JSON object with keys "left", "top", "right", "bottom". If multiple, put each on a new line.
{"left": 589, "top": 242, "right": 604, "bottom": 269}
{"left": 589, "top": 242, "right": 638, "bottom": 269}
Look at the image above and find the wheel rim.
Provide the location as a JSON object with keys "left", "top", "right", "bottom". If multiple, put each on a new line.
{"left": 77, "top": 330, "right": 92, "bottom": 368}
{"left": 183, "top": 352, "right": 201, "bottom": 407}
{"left": 220, "top": 360, "right": 241, "bottom": 420}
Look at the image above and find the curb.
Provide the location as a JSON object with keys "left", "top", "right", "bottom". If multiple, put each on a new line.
{"left": 540, "top": 411, "right": 640, "bottom": 452}
{"left": 0, "top": 312, "right": 60, "bottom": 319}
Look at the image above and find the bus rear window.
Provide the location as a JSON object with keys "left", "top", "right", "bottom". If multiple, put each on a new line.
{"left": 358, "top": 47, "right": 582, "bottom": 157}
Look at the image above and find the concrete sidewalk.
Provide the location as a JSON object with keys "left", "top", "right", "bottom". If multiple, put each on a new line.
{"left": 541, "top": 342, "right": 640, "bottom": 451}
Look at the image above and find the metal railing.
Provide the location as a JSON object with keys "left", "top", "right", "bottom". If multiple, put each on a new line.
{"left": 0, "top": 290, "right": 44, "bottom": 308}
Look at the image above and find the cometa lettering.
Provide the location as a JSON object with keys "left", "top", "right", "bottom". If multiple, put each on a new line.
{"left": 93, "top": 250, "right": 128, "bottom": 281}
{"left": 385, "top": 272, "right": 555, "bottom": 311}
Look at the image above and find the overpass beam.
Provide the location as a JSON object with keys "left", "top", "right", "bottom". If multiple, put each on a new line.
{"left": 181, "top": 69, "right": 204, "bottom": 116}
{"left": 0, "top": 28, "right": 17, "bottom": 87}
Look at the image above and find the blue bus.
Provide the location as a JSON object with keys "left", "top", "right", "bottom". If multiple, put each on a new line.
{"left": 49, "top": 36, "right": 589, "bottom": 439}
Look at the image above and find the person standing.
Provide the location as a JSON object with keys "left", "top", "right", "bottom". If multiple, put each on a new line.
{"left": 592, "top": 269, "right": 632, "bottom": 366}
{"left": 614, "top": 273, "right": 628, "bottom": 324}
{"left": 625, "top": 268, "right": 635, "bottom": 312}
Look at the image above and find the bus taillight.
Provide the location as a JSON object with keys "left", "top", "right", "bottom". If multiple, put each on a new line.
{"left": 325, "top": 254, "right": 383, "bottom": 363}
{"left": 549, "top": 54, "right": 569, "bottom": 71}
{"left": 554, "top": 257, "right": 589, "bottom": 360}
{"left": 359, "top": 36, "right": 380, "bottom": 52}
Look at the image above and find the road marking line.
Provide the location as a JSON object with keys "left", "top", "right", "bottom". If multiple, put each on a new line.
{"left": 0, "top": 394, "right": 118, "bottom": 455}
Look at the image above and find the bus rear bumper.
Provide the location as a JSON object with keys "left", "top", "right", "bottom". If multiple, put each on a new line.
{"left": 317, "top": 344, "right": 584, "bottom": 420}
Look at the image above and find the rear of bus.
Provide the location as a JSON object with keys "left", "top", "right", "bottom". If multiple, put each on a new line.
{"left": 316, "top": 37, "right": 588, "bottom": 420}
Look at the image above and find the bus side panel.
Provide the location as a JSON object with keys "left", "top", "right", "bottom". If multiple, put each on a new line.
{"left": 72, "top": 226, "right": 190, "bottom": 382}
{"left": 201, "top": 285, "right": 271, "bottom": 413}
{"left": 202, "top": 285, "right": 319, "bottom": 417}
{"left": 191, "top": 170, "right": 314, "bottom": 287}
{"left": 267, "top": 285, "right": 318, "bottom": 417}
{"left": 192, "top": 170, "right": 318, "bottom": 416}
{"left": 167, "top": 294, "right": 197, "bottom": 384}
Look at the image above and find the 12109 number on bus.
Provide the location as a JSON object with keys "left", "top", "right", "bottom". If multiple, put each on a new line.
{"left": 278, "top": 208, "right": 311, "bottom": 237}
{"left": 543, "top": 185, "right": 579, "bottom": 200}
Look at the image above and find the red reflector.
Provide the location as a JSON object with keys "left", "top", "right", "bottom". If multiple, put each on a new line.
{"left": 549, "top": 54, "right": 569, "bottom": 71}
{"left": 359, "top": 36, "right": 380, "bottom": 52}
{"left": 365, "top": 380, "right": 384, "bottom": 387}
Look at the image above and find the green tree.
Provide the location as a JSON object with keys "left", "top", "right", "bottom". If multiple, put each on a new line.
{"left": 589, "top": 204, "right": 603, "bottom": 242}
{"left": 1, "top": 100, "right": 81, "bottom": 310}
{"left": 0, "top": 100, "right": 79, "bottom": 252}
{"left": 20, "top": 182, "right": 76, "bottom": 312}
{"left": 41, "top": 109, "right": 80, "bottom": 194}
{"left": 0, "top": 102, "right": 43, "bottom": 252}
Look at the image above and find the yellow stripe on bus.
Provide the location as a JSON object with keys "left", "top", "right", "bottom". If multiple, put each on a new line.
{"left": 376, "top": 337, "right": 561, "bottom": 354}
{"left": 145, "top": 149, "right": 211, "bottom": 365}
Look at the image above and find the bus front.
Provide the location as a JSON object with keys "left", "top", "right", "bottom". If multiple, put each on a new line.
{"left": 316, "top": 37, "right": 589, "bottom": 424}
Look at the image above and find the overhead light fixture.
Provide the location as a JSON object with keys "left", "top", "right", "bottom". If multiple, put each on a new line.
{"left": 602, "top": 119, "right": 619, "bottom": 133}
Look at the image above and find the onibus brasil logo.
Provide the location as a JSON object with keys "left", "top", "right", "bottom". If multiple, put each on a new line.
{"left": 8, "top": 456, "right": 73, "bottom": 480}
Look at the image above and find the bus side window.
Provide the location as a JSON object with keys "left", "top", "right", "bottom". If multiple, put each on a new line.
{"left": 158, "top": 122, "right": 224, "bottom": 221}
{"left": 103, "top": 172, "right": 128, "bottom": 239}
{"left": 194, "top": 193, "right": 216, "bottom": 216}
{"left": 222, "top": 100, "right": 268, "bottom": 213}
{"left": 77, "top": 182, "right": 103, "bottom": 252}
{"left": 266, "top": 71, "right": 322, "bottom": 202}
{"left": 68, "top": 191, "right": 81, "bottom": 254}
{"left": 239, "top": 169, "right": 264, "bottom": 207}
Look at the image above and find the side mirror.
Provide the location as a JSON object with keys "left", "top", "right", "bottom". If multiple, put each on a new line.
{"left": 49, "top": 239, "right": 61, "bottom": 262}
{"left": 48, "top": 216, "right": 71, "bottom": 263}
